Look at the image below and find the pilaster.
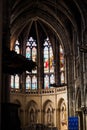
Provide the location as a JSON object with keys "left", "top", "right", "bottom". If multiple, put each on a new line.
{"left": 0, "top": 0, "right": 2, "bottom": 129}
{"left": 2, "top": 0, "right": 10, "bottom": 103}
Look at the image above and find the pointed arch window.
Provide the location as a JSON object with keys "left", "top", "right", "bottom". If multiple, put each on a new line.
{"left": 10, "top": 40, "right": 20, "bottom": 89}
{"left": 15, "top": 40, "right": 20, "bottom": 54}
{"left": 11, "top": 75, "right": 14, "bottom": 88}
{"left": 26, "top": 37, "right": 37, "bottom": 90}
{"left": 15, "top": 75, "right": 19, "bottom": 88}
{"left": 10, "top": 74, "right": 19, "bottom": 89}
{"left": 44, "top": 75, "right": 49, "bottom": 89}
{"left": 44, "top": 37, "right": 55, "bottom": 88}
{"left": 59, "top": 45, "right": 65, "bottom": 84}
{"left": 32, "top": 76, "right": 37, "bottom": 89}
{"left": 26, "top": 75, "right": 31, "bottom": 89}
{"left": 10, "top": 37, "right": 66, "bottom": 91}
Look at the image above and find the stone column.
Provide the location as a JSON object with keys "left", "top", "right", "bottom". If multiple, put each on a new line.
{"left": 0, "top": 0, "right": 2, "bottom": 128}
{"left": 55, "top": 40, "right": 60, "bottom": 85}
{"left": 37, "top": 36, "right": 44, "bottom": 89}
{"left": 81, "top": 107, "right": 87, "bottom": 130}
{"left": 2, "top": 0, "right": 10, "bottom": 103}
{"left": 84, "top": 108, "right": 87, "bottom": 130}
{"left": 67, "top": 54, "right": 75, "bottom": 116}
{"left": 86, "top": 114, "right": 87, "bottom": 130}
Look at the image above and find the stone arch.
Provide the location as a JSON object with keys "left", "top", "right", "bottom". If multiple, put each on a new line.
{"left": 57, "top": 98, "right": 67, "bottom": 130}
{"left": 10, "top": 4, "right": 71, "bottom": 56}
{"left": 43, "top": 100, "right": 54, "bottom": 126}
{"left": 26, "top": 100, "right": 39, "bottom": 125}
{"left": 10, "top": 16, "right": 71, "bottom": 57}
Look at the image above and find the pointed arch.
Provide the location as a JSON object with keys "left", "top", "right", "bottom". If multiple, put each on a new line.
{"left": 58, "top": 98, "right": 67, "bottom": 130}
{"left": 26, "top": 100, "right": 39, "bottom": 124}
{"left": 43, "top": 100, "right": 54, "bottom": 126}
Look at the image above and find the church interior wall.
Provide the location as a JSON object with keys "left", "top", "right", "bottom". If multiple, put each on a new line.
{"left": 10, "top": 87, "right": 68, "bottom": 129}
{"left": 0, "top": 0, "right": 87, "bottom": 130}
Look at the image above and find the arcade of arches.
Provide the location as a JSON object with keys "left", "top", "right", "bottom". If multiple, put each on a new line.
{"left": 0, "top": 0, "right": 87, "bottom": 130}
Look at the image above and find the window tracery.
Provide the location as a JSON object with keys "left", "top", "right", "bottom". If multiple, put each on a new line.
{"left": 10, "top": 37, "right": 65, "bottom": 90}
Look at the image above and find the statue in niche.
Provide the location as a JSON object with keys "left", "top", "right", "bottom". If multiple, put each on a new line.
{"left": 47, "top": 108, "right": 51, "bottom": 124}
{"left": 30, "top": 109, "right": 34, "bottom": 122}
{"left": 61, "top": 103, "right": 67, "bottom": 126}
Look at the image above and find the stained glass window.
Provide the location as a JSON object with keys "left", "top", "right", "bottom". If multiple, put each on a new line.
{"left": 10, "top": 37, "right": 65, "bottom": 91}
{"left": 15, "top": 75, "right": 19, "bottom": 88}
{"left": 15, "top": 40, "right": 20, "bottom": 54}
{"left": 60, "top": 45, "right": 65, "bottom": 84}
{"left": 32, "top": 76, "right": 37, "bottom": 89}
{"left": 44, "top": 37, "right": 55, "bottom": 88}
{"left": 11, "top": 76, "right": 14, "bottom": 88}
{"left": 14, "top": 41, "right": 20, "bottom": 88}
{"left": 44, "top": 46, "right": 49, "bottom": 73}
{"left": 11, "top": 74, "right": 19, "bottom": 89}
{"left": 26, "top": 75, "right": 31, "bottom": 89}
{"left": 50, "top": 74, "right": 55, "bottom": 84}
{"left": 26, "top": 37, "right": 37, "bottom": 89}
{"left": 10, "top": 40, "right": 20, "bottom": 89}
{"left": 50, "top": 47, "right": 54, "bottom": 72}
{"left": 26, "top": 46, "right": 31, "bottom": 59}
{"left": 44, "top": 75, "right": 49, "bottom": 89}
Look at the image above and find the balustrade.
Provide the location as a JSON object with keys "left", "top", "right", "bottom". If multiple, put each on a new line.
{"left": 10, "top": 86, "right": 67, "bottom": 95}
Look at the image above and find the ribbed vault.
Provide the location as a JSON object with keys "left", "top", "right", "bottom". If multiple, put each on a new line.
{"left": 10, "top": 0, "right": 87, "bottom": 55}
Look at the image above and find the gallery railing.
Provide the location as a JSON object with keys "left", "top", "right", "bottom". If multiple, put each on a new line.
{"left": 10, "top": 86, "right": 67, "bottom": 95}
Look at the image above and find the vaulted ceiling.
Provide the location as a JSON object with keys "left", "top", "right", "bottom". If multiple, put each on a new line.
{"left": 10, "top": 0, "right": 87, "bottom": 54}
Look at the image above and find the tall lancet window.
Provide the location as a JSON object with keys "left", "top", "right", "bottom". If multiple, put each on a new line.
{"left": 15, "top": 75, "right": 19, "bottom": 88}
{"left": 15, "top": 40, "right": 20, "bottom": 54}
{"left": 10, "top": 37, "right": 66, "bottom": 90}
{"left": 11, "top": 75, "right": 14, "bottom": 88}
{"left": 10, "top": 40, "right": 20, "bottom": 89}
{"left": 26, "top": 37, "right": 37, "bottom": 90}
{"left": 44, "top": 37, "right": 55, "bottom": 89}
{"left": 60, "top": 45, "right": 65, "bottom": 84}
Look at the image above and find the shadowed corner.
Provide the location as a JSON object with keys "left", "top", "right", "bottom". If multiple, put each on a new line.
{"left": 2, "top": 47, "right": 37, "bottom": 75}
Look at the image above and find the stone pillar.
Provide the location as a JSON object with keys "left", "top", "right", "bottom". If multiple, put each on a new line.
{"left": 86, "top": 114, "right": 87, "bottom": 130}
{"left": 67, "top": 54, "right": 75, "bottom": 116}
{"left": 84, "top": 108, "right": 87, "bottom": 130}
{"left": 37, "top": 37, "right": 44, "bottom": 89}
{"left": 81, "top": 107, "right": 87, "bottom": 130}
{"left": 55, "top": 40, "right": 60, "bottom": 84}
{"left": 0, "top": 0, "right": 2, "bottom": 128}
{"left": 0, "top": 0, "right": 2, "bottom": 102}
{"left": 2, "top": 0, "right": 10, "bottom": 103}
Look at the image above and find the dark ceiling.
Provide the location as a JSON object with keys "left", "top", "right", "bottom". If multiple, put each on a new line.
{"left": 10, "top": 0, "right": 87, "bottom": 54}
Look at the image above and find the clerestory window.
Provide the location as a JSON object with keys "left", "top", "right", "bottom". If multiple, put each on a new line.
{"left": 10, "top": 37, "right": 65, "bottom": 90}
